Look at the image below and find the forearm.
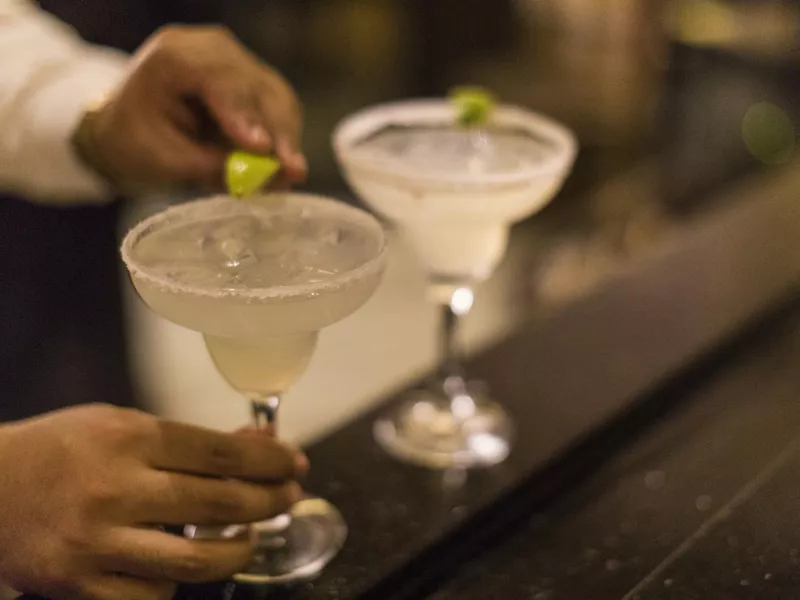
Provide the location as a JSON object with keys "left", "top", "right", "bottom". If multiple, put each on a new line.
{"left": 0, "top": 0, "right": 129, "bottom": 204}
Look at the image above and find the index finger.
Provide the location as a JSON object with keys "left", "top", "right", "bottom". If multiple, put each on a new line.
{"left": 150, "top": 420, "right": 307, "bottom": 481}
{"left": 251, "top": 69, "right": 306, "bottom": 183}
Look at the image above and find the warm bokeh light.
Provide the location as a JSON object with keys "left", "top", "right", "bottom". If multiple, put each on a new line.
{"left": 669, "top": 0, "right": 799, "bottom": 57}
{"left": 673, "top": 0, "right": 737, "bottom": 46}
{"left": 742, "top": 102, "right": 795, "bottom": 165}
{"left": 451, "top": 287, "right": 475, "bottom": 316}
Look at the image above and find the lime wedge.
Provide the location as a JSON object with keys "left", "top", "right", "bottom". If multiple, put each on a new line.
{"left": 449, "top": 86, "right": 496, "bottom": 127}
{"left": 226, "top": 151, "right": 281, "bottom": 199}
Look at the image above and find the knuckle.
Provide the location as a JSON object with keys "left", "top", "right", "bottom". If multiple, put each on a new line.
{"left": 100, "top": 408, "right": 157, "bottom": 447}
{"left": 127, "top": 409, "right": 160, "bottom": 438}
{"left": 83, "top": 478, "right": 119, "bottom": 507}
{"left": 75, "top": 402, "right": 119, "bottom": 422}
{"left": 61, "top": 523, "right": 98, "bottom": 556}
{"left": 208, "top": 440, "right": 245, "bottom": 475}
{"left": 147, "top": 26, "right": 190, "bottom": 68}
{"left": 201, "top": 24, "right": 234, "bottom": 40}
{"left": 153, "top": 24, "right": 190, "bottom": 46}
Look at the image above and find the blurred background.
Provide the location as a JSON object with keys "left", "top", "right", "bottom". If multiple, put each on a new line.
{"left": 7, "top": 0, "right": 800, "bottom": 444}
{"left": 232, "top": 0, "right": 798, "bottom": 201}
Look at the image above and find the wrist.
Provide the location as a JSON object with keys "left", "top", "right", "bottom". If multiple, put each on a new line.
{"left": 70, "top": 102, "right": 123, "bottom": 194}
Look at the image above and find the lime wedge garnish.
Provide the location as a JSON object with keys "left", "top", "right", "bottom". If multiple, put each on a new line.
{"left": 226, "top": 151, "right": 281, "bottom": 199}
{"left": 449, "top": 86, "right": 496, "bottom": 127}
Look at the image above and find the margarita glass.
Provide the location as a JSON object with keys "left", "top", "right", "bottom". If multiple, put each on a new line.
{"left": 333, "top": 99, "right": 576, "bottom": 469}
{"left": 121, "top": 192, "right": 387, "bottom": 582}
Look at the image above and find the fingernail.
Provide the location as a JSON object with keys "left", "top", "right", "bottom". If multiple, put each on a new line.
{"left": 276, "top": 138, "right": 307, "bottom": 174}
{"left": 283, "top": 153, "right": 307, "bottom": 180}
{"left": 233, "top": 114, "right": 269, "bottom": 149}
{"left": 248, "top": 124, "right": 270, "bottom": 148}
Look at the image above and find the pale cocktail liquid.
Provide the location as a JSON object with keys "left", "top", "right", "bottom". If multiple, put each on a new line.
{"left": 347, "top": 125, "right": 563, "bottom": 287}
{"left": 125, "top": 195, "right": 385, "bottom": 395}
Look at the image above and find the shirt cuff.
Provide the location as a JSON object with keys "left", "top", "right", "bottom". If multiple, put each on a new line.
{"left": 22, "top": 52, "right": 128, "bottom": 204}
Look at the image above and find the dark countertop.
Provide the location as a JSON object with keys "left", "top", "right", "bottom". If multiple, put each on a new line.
{"left": 429, "top": 303, "right": 800, "bottom": 600}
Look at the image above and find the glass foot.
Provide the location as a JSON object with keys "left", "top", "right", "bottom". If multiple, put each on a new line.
{"left": 186, "top": 496, "right": 347, "bottom": 585}
{"left": 373, "top": 383, "right": 513, "bottom": 469}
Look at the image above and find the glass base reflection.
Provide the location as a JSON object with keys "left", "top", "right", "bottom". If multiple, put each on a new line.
{"left": 187, "top": 496, "right": 347, "bottom": 585}
{"left": 374, "top": 383, "right": 513, "bottom": 469}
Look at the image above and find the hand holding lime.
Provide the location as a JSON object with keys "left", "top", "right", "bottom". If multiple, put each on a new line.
{"left": 449, "top": 86, "right": 496, "bottom": 127}
{"left": 226, "top": 151, "right": 281, "bottom": 199}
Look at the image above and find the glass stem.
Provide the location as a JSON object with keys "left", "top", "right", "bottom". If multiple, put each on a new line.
{"left": 437, "top": 286, "right": 474, "bottom": 400}
{"left": 248, "top": 394, "right": 293, "bottom": 539}
{"left": 439, "top": 302, "right": 464, "bottom": 385}
{"left": 251, "top": 394, "right": 281, "bottom": 431}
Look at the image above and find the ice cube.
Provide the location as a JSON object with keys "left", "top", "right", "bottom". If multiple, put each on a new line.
{"left": 321, "top": 227, "right": 343, "bottom": 247}
{"left": 253, "top": 232, "right": 295, "bottom": 258}
{"left": 219, "top": 238, "right": 257, "bottom": 268}
{"left": 210, "top": 215, "right": 259, "bottom": 243}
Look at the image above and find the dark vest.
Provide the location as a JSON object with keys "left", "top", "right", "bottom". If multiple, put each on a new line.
{"left": 0, "top": 1, "right": 197, "bottom": 421}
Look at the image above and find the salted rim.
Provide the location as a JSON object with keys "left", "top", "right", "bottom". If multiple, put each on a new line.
{"left": 120, "top": 192, "right": 388, "bottom": 300}
{"left": 332, "top": 99, "right": 578, "bottom": 188}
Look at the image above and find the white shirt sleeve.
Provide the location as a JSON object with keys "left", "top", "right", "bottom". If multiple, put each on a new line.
{"left": 0, "top": 0, "right": 129, "bottom": 204}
